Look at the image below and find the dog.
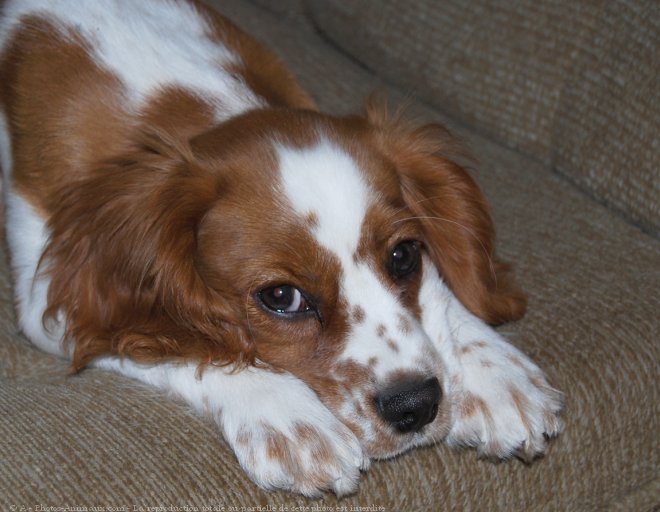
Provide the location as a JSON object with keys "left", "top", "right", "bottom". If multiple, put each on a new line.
{"left": 0, "top": 0, "right": 563, "bottom": 497}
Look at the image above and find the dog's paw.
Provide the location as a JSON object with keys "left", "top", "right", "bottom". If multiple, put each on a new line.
{"left": 226, "top": 418, "right": 365, "bottom": 497}
{"left": 447, "top": 338, "right": 564, "bottom": 461}
{"left": 215, "top": 370, "right": 367, "bottom": 497}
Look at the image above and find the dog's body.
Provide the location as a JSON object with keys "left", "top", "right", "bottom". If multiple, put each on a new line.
{"left": 0, "top": 0, "right": 563, "bottom": 496}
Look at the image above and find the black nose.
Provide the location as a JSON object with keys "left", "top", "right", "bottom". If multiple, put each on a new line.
{"left": 374, "top": 377, "right": 441, "bottom": 433}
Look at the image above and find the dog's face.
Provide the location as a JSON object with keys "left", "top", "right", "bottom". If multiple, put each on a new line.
{"left": 188, "top": 107, "right": 520, "bottom": 457}
{"left": 192, "top": 111, "right": 446, "bottom": 457}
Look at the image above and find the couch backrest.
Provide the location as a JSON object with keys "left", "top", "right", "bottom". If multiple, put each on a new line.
{"left": 552, "top": 1, "right": 658, "bottom": 237}
{"left": 306, "top": 0, "right": 659, "bottom": 236}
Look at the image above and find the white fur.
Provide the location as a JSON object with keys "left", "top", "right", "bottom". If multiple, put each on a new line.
{"left": 96, "top": 357, "right": 367, "bottom": 497}
{"left": 277, "top": 139, "right": 370, "bottom": 256}
{"left": 4, "top": 193, "right": 66, "bottom": 356}
{"left": 0, "top": 0, "right": 263, "bottom": 117}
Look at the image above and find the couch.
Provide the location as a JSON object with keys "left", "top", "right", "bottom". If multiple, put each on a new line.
{"left": 1, "top": 0, "right": 658, "bottom": 510}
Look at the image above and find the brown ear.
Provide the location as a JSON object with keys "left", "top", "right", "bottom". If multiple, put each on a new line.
{"left": 43, "top": 129, "right": 255, "bottom": 370}
{"left": 368, "top": 103, "right": 526, "bottom": 324}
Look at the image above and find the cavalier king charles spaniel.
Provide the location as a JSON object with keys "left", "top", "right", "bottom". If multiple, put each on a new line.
{"left": 0, "top": 0, "right": 563, "bottom": 496}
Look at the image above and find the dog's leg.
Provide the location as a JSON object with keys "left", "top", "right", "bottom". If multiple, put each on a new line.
{"left": 418, "top": 260, "right": 563, "bottom": 460}
{"left": 95, "top": 357, "right": 367, "bottom": 496}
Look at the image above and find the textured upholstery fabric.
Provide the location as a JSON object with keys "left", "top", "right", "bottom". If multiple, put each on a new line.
{"left": 305, "top": 0, "right": 600, "bottom": 161}
{"left": 553, "top": 1, "right": 660, "bottom": 237}
{"left": 306, "top": 0, "right": 660, "bottom": 235}
{"left": 1, "top": 0, "right": 658, "bottom": 510}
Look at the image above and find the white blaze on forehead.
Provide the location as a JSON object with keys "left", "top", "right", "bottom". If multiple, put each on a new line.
{"left": 277, "top": 139, "right": 372, "bottom": 258}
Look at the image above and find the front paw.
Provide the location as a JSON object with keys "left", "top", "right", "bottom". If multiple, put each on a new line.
{"left": 447, "top": 341, "right": 564, "bottom": 461}
{"left": 225, "top": 417, "right": 365, "bottom": 497}
{"left": 216, "top": 371, "right": 367, "bottom": 497}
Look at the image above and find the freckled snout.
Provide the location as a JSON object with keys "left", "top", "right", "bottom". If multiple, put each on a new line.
{"left": 375, "top": 377, "right": 441, "bottom": 433}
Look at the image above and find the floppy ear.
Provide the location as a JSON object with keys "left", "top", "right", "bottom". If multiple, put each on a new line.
{"left": 367, "top": 102, "right": 526, "bottom": 324}
{"left": 43, "top": 129, "right": 255, "bottom": 371}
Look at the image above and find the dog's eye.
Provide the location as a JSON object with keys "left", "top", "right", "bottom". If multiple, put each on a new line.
{"left": 390, "top": 241, "right": 421, "bottom": 278}
{"left": 259, "top": 285, "right": 311, "bottom": 315}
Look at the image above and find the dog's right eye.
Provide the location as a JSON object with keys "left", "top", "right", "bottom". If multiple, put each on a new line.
{"left": 389, "top": 240, "right": 421, "bottom": 279}
{"left": 258, "top": 285, "right": 312, "bottom": 315}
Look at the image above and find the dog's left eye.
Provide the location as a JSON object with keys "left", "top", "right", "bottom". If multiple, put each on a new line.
{"left": 390, "top": 240, "right": 421, "bottom": 278}
{"left": 258, "top": 285, "right": 311, "bottom": 315}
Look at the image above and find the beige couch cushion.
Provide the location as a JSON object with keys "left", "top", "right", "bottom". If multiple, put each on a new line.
{"left": 306, "top": 0, "right": 660, "bottom": 235}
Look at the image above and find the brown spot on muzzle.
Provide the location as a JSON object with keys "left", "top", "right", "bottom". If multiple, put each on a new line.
{"left": 351, "top": 305, "right": 366, "bottom": 324}
{"left": 386, "top": 339, "right": 400, "bottom": 353}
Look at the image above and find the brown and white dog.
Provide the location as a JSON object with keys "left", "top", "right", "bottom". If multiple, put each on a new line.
{"left": 0, "top": 0, "right": 563, "bottom": 496}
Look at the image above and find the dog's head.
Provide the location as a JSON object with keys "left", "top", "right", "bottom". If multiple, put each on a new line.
{"left": 45, "top": 103, "right": 525, "bottom": 458}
